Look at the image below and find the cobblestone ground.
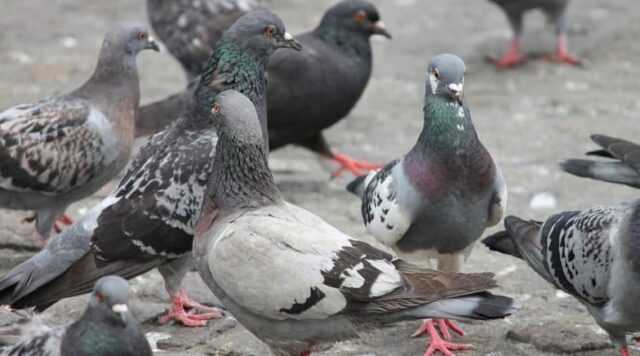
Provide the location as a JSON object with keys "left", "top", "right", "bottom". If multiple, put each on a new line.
{"left": 1, "top": 0, "right": 639, "bottom": 354}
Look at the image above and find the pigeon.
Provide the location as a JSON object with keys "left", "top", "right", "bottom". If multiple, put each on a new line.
{"left": 265, "top": 0, "right": 391, "bottom": 178}
{"left": 0, "top": 23, "right": 158, "bottom": 241}
{"left": 0, "top": 10, "right": 300, "bottom": 327}
{"left": 486, "top": 0, "right": 581, "bottom": 68}
{"left": 482, "top": 203, "right": 640, "bottom": 356}
{"left": 193, "top": 89, "right": 520, "bottom": 356}
{"left": 147, "top": 0, "right": 263, "bottom": 81}
{"left": 0, "top": 275, "right": 152, "bottom": 356}
{"left": 346, "top": 54, "right": 507, "bottom": 355}
{"left": 137, "top": 0, "right": 263, "bottom": 136}
{"left": 560, "top": 134, "right": 640, "bottom": 188}
{"left": 136, "top": 0, "right": 391, "bottom": 179}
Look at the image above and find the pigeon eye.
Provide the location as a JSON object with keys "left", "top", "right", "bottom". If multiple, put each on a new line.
{"left": 354, "top": 10, "right": 366, "bottom": 23}
{"left": 432, "top": 68, "right": 441, "bottom": 80}
{"left": 138, "top": 32, "right": 147, "bottom": 40}
{"left": 211, "top": 103, "right": 221, "bottom": 118}
{"left": 95, "top": 291, "right": 104, "bottom": 303}
{"left": 264, "top": 25, "right": 276, "bottom": 38}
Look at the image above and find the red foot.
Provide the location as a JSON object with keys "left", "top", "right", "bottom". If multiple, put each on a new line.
{"left": 540, "top": 51, "right": 582, "bottom": 66}
{"left": 158, "top": 288, "right": 223, "bottom": 327}
{"left": 413, "top": 319, "right": 472, "bottom": 356}
{"left": 53, "top": 213, "right": 74, "bottom": 233}
{"left": 327, "top": 152, "right": 381, "bottom": 179}
{"left": 486, "top": 38, "right": 527, "bottom": 69}
{"left": 620, "top": 346, "right": 629, "bottom": 356}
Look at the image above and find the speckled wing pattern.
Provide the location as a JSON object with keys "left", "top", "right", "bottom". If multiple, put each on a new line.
{"left": 0, "top": 325, "right": 65, "bottom": 356}
{"left": 90, "top": 123, "right": 216, "bottom": 263}
{"left": 0, "top": 98, "right": 114, "bottom": 195}
{"left": 360, "top": 158, "right": 412, "bottom": 247}
{"left": 540, "top": 203, "right": 629, "bottom": 305}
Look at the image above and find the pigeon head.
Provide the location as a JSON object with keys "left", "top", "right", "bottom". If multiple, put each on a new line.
{"left": 103, "top": 23, "right": 160, "bottom": 56}
{"left": 425, "top": 53, "right": 466, "bottom": 104}
{"left": 211, "top": 90, "right": 263, "bottom": 146}
{"left": 89, "top": 276, "right": 132, "bottom": 324}
{"left": 224, "top": 10, "right": 302, "bottom": 54}
{"left": 319, "top": 0, "right": 391, "bottom": 39}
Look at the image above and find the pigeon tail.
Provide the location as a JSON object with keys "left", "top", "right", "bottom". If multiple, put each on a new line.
{"left": 346, "top": 174, "right": 368, "bottom": 198}
{"left": 403, "top": 292, "right": 520, "bottom": 321}
{"left": 559, "top": 159, "right": 640, "bottom": 188}
{"left": 481, "top": 230, "right": 521, "bottom": 259}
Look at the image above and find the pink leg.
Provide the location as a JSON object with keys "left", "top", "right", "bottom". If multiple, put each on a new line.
{"left": 541, "top": 35, "right": 582, "bottom": 66}
{"left": 326, "top": 152, "right": 381, "bottom": 179}
{"left": 620, "top": 346, "right": 630, "bottom": 356}
{"left": 413, "top": 319, "right": 472, "bottom": 356}
{"left": 158, "top": 288, "right": 223, "bottom": 327}
{"left": 486, "top": 38, "right": 527, "bottom": 69}
{"left": 53, "top": 213, "right": 74, "bottom": 234}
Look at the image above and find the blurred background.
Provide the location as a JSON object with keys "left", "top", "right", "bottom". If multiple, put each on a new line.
{"left": 0, "top": 0, "right": 639, "bottom": 354}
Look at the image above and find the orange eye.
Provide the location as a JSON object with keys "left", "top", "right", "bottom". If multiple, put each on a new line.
{"left": 264, "top": 25, "right": 276, "bottom": 38}
{"left": 211, "top": 103, "right": 220, "bottom": 119}
{"left": 138, "top": 32, "right": 147, "bottom": 40}
{"left": 432, "top": 68, "right": 441, "bottom": 80}
{"left": 354, "top": 10, "right": 366, "bottom": 23}
{"left": 95, "top": 291, "right": 104, "bottom": 303}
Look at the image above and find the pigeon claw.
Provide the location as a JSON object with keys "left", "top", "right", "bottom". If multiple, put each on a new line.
{"left": 414, "top": 319, "right": 472, "bottom": 356}
{"left": 539, "top": 51, "right": 582, "bottom": 66}
{"left": 486, "top": 53, "right": 527, "bottom": 69}
{"left": 328, "top": 152, "right": 381, "bottom": 179}
{"left": 158, "top": 288, "right": 224, "bottom": 327}
{"left": 620, "top": 346, "right": 630, "bottom": 356}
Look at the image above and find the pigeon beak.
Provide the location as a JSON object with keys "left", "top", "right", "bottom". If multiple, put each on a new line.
{"left": 278, "top": 32, "right": 302, "bottom": 51}
{"left": 372, "top": 21, "right": 391, "bottom": 39}
{"left": 448, "top": 83, "right": 464, "bottom": 102}
{"left": 112, "top": 303, "right": 129, "bottom": 323}
{"left": 145, "top": 36, "right": 160, "bottom": 52}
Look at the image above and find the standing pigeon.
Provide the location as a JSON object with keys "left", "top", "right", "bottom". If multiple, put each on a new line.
{"left": 346, "top": 54, "right": 507, "bottom": 355}
{"left": 266, "top": 0, "right": 390, "bottom": 178}
{"left": 0, "top": 275, "right": 152, "bottom": 356}
{"left": 147, "top": 0, "right": 263, "bottom": 81}
{"left": 194, "top": 89, "right": 520, "bottom": 356}
{"left": 486, "top": 0, "right": 581, "bottom": 68}
{"left": 0, "top": 24, "right": 158, "bottom": 241}
{"left": 0, "top": 11, "right": 300, "bottom": 327}
{"left": 482, "top": 202, "right": 640, "bottom": 356}
{"left": 560, "top": 134, "right": 640, "bottom": 188}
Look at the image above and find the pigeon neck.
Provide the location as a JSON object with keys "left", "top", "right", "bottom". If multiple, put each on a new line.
{"left": 86, "top": 45, "right": 140, "bottom": 89}
{"left": 209, "top": 130, "right": 281, "bottom": 212}
{"left": 314, "top": 26, "right": 372, "bottom": 59}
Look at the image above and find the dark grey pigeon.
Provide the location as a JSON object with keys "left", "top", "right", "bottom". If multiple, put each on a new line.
{"left": 147, "top": 0, "right": 263, "bottom": 81}
{"left": 486, "top": 0, "right": 581, "bottom": 68}
{"left": 560, "top": 134, "right": 640, "bottom": 188}
{"left": 0, "top": 276, "right": 151, "bottom": 356}
{"left": 194, "top": 89, "right": 520, "bottom": 356}
{"left": 483, "top": 202, "right": 640, "bottom": 356}
{"left": 0, "top": 23, "right": 158, "bottom": 241}
{"left": 346, "top": 54, "right": 507, "bottom": 355}
{"left": 0, "top": 10, "right": 300, "bottom": 327}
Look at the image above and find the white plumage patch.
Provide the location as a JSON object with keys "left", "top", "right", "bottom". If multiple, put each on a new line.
{"left": 367, "top": 259, "right": 403, "bottom": 297}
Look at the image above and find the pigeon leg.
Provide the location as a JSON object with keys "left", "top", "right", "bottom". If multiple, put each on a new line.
{"left": 540, "top": 35, "right": 581, "bottom": 66}
{"left": 620, "top": 346, "right": 630, "bottom": 356}
{"left": 486, "top": 38, "right": 527, "bottom": 69}
{"left": 413, "top": 319, "right": 472, "bottom": 356}
{"left": 327, "top": 152, "right": 381, "bottom": 179}
{"left": 158, "top": 288, "right": 223, "bottom": 327}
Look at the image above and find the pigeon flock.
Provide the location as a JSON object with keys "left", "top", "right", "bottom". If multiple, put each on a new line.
{"left": 0, "top": 0, "right": 635, "bottom": 356}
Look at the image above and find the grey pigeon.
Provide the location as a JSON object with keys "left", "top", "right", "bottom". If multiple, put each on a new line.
{"left": 560, "top": 134, "right": 640, "bottom": 188}
{"left": 194, "top": 89, "right": 520, "bottom": 356}
{"left": 482, "top": 203, "right": 640, "bottom": 356}
{"left": 147, "top": 0, "right": 263, "bottom": 81}
{"left": 346, "top": 54, "right": 507, "bottom": 355}
{"left": 0, "top": 11, "right": 300, "bottom": 327}
{"left": 0, "top": 275, "right": 151, "bottom": 356}
{"left": 486, "top": 0, "right": 581, "bottom": 68}
{"left": 0, "top": 23, "right": 158, "bottom": 241}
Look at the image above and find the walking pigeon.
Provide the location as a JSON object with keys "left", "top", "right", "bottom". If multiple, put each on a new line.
{"left": 560, "top": 134, "right": 640, "bottom": 188}
{"left": 147, "top": 0, "right": 263, "bottom": 81}
{"left": 482, "top": 202, "right": 640, "bottom": 356}
{"left": 346, "top": 54, "right": 507, "bottom": 355}
{"left": 0, "top": 275, "right": 151, "bottom": 356}
{"left": 0, "top": 23, "right": 158, "bottom": 241}
{"left": 194, "top": 89, "right": 520, "bottom": 356}
{"left": 486, "top": 0, "right": 581, "bottom": 68}
{"left": 0, "top": 10, "right": 300, "bottom": 327}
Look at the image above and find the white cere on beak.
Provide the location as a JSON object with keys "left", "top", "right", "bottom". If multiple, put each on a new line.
{"left": 284, "top": 32, "right": 293, "bottom": 41}
{"left": 374, "top": 20, "right": 386, "bottom": 29}
{"left": 448, "top": 83, "right": 464, "bottom": 94}
{"left": 112, "top": 304, "right": 129, "bottom": 313}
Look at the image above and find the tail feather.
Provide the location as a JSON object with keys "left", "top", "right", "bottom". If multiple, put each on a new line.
{"left": 346, "top": 174, "right": 368, "bottom": 198}
{"left": 404, "top": 292, "right": 520, "bottom": 321}
{"left": 481, "top": 230, "right": 521, "bottom": 258}
{"left": 135, "top": 89, "right": 192, "bottom": 137}
{"left": 559, "top": 159, "right": 640, "bottom": 188}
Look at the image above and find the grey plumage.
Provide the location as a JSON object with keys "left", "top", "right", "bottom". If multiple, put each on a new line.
{"left": 483, "top": 203, "right": 640, "bottom": 354}
{"left": 194, "top": 90, "right": 519, "bottom": 356}
{"left": 560, "top": 134, "right": 640, "bottom": 188}
{"left": 0, "top": 276, "right": 151, "bottom": 356}
{"left": 0, "top": 23, "right": 158, "bottom": 240}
